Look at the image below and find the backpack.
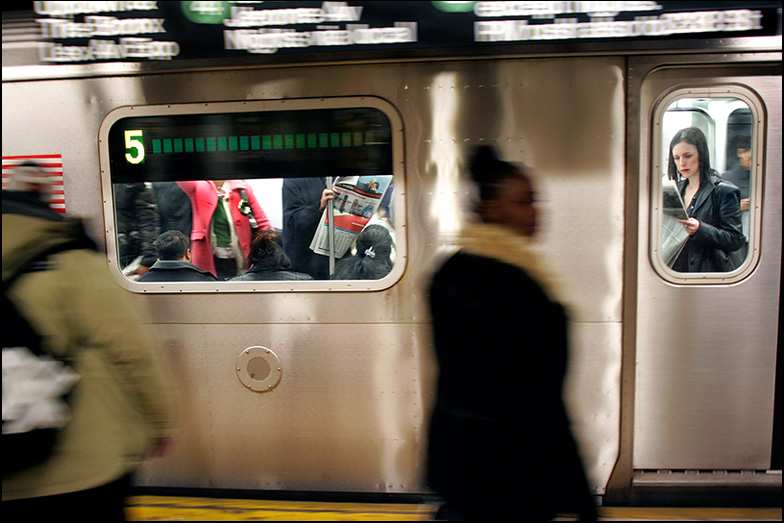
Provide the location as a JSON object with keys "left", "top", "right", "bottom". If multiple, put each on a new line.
{"left": 2, "top": 241, "right": 88, "bottom": 475}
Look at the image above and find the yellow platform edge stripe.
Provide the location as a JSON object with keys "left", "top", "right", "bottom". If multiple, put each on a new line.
{"left": 127, "top": 495, "right": 439, "bottom": 521}
{"left": 126, "top": 496, "right": 782, "bottom": 522}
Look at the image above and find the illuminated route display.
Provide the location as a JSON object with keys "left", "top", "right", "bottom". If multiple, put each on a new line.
{"left": 107, "top": 107, "right": 393, "bottom": 183}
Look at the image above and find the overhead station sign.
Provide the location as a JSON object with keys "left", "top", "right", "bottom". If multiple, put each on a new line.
{"left": 30, "top": 1, "right": 782, "bottom": 64}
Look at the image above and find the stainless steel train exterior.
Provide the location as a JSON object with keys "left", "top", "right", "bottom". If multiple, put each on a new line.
{"left": 2, "top": 4, "right": 781, "bottom": 503}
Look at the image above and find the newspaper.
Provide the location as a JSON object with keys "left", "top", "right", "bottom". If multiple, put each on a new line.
{"left": 661, "top": 178, "right": 690, "bottom": 267}
{"left": 662, "top": 178, "right": 689, "bottom": 220}
{"left": 309, "top": 175, "right": 393, "bottom": 258}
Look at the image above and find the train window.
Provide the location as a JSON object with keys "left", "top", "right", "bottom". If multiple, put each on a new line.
{"left": 650, "top": 86, "right": 764, "bottom": 283}
{"left": 99, "top": 98, "right": 405, "bottom": 293}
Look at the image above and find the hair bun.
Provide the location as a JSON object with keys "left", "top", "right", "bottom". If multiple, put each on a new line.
{"left": 469, "top": 145, "right": 502, "bottom": 184}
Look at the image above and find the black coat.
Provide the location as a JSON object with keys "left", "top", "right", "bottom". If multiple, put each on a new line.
{"left": 230, "top": 263, "right": 314, "bottom": 281}
{"left": 151, "top": 182, "right": 193, "bottom": 239}
{"left": 427, "top": 252, "right": 596, "bottom": 520}
{"left": 673, "top": 176, "right": 744, "bottom": 272}
{"left": 721, "top": 165, "right": 750, "bottom": 200}
{"left": 281, "top": 178, "right": 330, "bottom": 280}
{"left": 114, "top": 183, "right": 159, "bottom": 269}
{"left": 137, "top": 260, "right": 217, "bottom": 282}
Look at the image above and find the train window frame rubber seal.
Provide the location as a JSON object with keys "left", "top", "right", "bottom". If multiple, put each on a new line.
{"left": 98, "top": 96, "right": 406, "bottom": 294}
{"left": 649, "top": 84, "right": 765, "bottom": 285}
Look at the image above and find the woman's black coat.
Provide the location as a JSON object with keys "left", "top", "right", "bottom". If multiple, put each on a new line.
{"left": 281, "top": 177, "right": 330, "bottom": 280}
{"left": 229, "top": 262, "right": 314, "bottom": 281}
{"left": 673, "top": 176, "right": 744, "bottom": 272}
{"left": 427, "top": 252, "right": 596, "bottom": 520}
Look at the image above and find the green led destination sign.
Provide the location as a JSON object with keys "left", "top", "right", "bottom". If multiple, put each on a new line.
{"left": 125, "top": 128, "right": 370, "bottom": 163}
{"left": 108, "top": 107, "right": 393, "bottom": 183}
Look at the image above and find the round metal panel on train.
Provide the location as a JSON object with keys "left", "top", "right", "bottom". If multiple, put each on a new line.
{"left": 236, "top": 346, "right": 282, "bottom": 393}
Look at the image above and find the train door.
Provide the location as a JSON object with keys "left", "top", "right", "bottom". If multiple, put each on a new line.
{"left": 630, "top": 55, "right": 781, "bottom": 494}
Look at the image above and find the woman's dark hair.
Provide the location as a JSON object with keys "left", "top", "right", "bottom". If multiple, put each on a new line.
{"left": 248, "top": 229, "right": 292, "bottom": 269}
{"left": 331, "top": 224, "right": 393, "bottom": 280}
{"left": 667, "top": 127, "right": 716, "bottom": 186}
{"left": 469, "top": 145, "right": 524, "bottom": 203}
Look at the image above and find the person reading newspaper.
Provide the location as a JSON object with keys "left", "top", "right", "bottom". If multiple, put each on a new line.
{"left": 309, "top": 176, "right": 393, "bottom": 267}
{"left": 665, "top": 127, "right": 744, "bottom": 272}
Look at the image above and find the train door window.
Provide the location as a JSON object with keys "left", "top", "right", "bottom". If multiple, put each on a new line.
{"left": 99, "top": 98, "right": 405, "bottom": 293}
{"left": 650, "top": 86, "right": 764, "bottom": 283}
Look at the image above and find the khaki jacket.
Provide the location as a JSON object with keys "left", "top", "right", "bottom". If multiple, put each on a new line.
{"left": 3, "top": 210, "right": 177, "bottom": 500}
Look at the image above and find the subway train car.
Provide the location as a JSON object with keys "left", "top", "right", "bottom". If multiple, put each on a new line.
{"left": 2, "top": 1, "right": 781, "bottom": 506}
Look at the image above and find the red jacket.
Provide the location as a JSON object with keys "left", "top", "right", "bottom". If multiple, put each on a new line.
{"left": 177, "top": 180, "right": 271, "bottom": 276}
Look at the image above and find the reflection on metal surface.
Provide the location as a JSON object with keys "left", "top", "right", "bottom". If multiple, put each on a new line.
{"left": 428, "top": 71, "right": 464, "bottom": 239}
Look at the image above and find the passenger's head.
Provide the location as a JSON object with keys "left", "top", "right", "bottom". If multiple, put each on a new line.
{"left": 4, "top": 161, "right": 52, "bottom": 202}
{"left": 668, "top": 127, "right": 712, "bottom": 185}
{"left": 734, "top": 134, "right": 752, "bottom": 171}
{"left": 469, "top": 146, "right": 537, "bottom": 237}
{"left": 332, "top": 224, "right": 394, "bottom": 280}
{"left": 154, "top": 230, "right": 191, "bottom": 261}
{"left": 248, "top": 229, "right": 292, "bottom": 269}
{"left": 355, "top": 224, "right": 393, "bottom": 263}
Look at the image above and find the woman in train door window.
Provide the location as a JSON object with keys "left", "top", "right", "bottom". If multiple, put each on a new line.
{"left": 668, "top": 127, "right": 745, "bottom": 272}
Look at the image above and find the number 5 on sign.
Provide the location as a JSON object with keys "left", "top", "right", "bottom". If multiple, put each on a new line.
{"left": 125, "top": 130, "right": 145, "bottom": 164}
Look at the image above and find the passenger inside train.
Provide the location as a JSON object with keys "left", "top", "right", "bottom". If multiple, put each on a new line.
{"left": 331, "top": 224, "right": 394, "bottom": 280}
{"left": 721, "top": 133, "right": 752, "bottom": 262}
{"left": 659, "top": 96, "right": 756, "bottom": 274}
{"left": 281, "top": 176, "right": 335, "bottom": 280}
{"left": 230, "top": 229, "right": 313, "bottom": 281}
{"left": 138, "top": 230, "right": 217, "bottom": 283}
{"left": 666, "top": 127, "right": 744, "bottom": 273}
{"left": 176, "top": 180, "right": 272, "bottom": 281}
{"left": 118, "top": 175, "right": 397, "bottom": 283}
{"left": 116, "top": 182, "right": 159, "bottom": 280}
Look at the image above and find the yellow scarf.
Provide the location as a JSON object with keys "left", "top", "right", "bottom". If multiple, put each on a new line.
{"left": 456, "top": 221, "right": 563, "bottom": 303}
